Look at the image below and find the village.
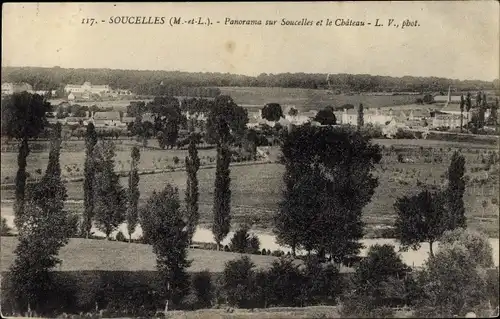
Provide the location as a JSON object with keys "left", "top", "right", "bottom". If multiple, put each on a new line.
{"left": 2, "top": 81, "right": 498, "bottom": 140}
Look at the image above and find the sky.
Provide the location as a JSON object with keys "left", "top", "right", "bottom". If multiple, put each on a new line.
{"left": 2, "top": 2, "right": 499, "bottom": 81}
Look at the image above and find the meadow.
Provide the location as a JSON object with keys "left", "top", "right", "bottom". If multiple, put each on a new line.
{"left": 1, "top": 138, "right": 498, "bottom": 238}
{"left": 0, "top": 237, "right": 283, "bottom": 273}
{"left": 219, "top": 87, "right": 422, "bottom": 110}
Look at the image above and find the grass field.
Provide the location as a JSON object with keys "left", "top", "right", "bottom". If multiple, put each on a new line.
{"left": 163, "top": 306, "right": 347, "bottom": 319}
{"left": 0, "top": 237, "right": 284, "bottom": 273}
{"left": 162, "top": 307, "right": 415, "bottom": 319}
{"left": 219, "top": 87, "right": 421, "bottom": 111}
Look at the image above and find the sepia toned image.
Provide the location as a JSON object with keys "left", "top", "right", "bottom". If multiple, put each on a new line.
{"left": 1, "top": 1, "right": 499, "bottom": 318}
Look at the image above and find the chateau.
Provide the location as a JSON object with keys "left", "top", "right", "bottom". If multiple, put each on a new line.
{"left": 64, "top": 81, "right": 111, "bottom": 95}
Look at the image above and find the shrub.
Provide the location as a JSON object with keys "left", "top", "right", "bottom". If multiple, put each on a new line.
{"left": 247, "top": 235, "right": 261, "bottom": 254}
{"left": 271, "top": 250, "right": 285, "bottom": 257}
{"left": 192, "top": 271, "right": 214, "bottom": 309}
{"left": 173, "top": 156, "right": 180, "bottom": 165}
{"left": 229, "top": 227, "right": 251, "bottom": 253}
{"left": 414, "top": 234, "right": 493, "bottom": 317}
{"left": 1, "top": 217, "right": 13, "bottom": 236}
{"left": 265, "top": 257, "right": 305, "bottom": 307}
{"left": 303, "top": 257, "right": 343, "bottom": 306}
{"left": 115, "top": 231, "right": 126, "bottom": 242}
{"left": 397, "top": 154, "right": 404, "bottom": 163}
{"left": 348, "top": 244, "right": 411, "bottom": 313}
{"left": 220, "top": 256, "right": 261, "bottom": 308}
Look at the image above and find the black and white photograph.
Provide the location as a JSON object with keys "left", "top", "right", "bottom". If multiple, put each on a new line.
{"left": 1, "top": 2, "right": 499, "bottom": 318}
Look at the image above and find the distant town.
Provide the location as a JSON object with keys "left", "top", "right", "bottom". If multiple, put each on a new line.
{"left": 2, "top": 75, "right": 498, "bottom": 140}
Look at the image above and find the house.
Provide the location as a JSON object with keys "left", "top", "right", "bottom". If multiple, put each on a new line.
{"left": 141, "top": 112, "right": 156, "bottom": 124}
{"left": 110, "top": 89, "right": 133, "bottom": 97}
{"left": 65, "top": 117, "right": 88, "bottom": 126}
{"left": 185, "top": 111, "right": 208, "bottom": 122}
{"left": 121, "top": 116, "right": 136, "bottom": 125}
{"left": 246, "top": 117, "right": 260, "bottom": 129}
{"left": 92, "top": 111, "right": 122, "bottom": 127}
{"left": 1, "top": 82, "right": 34, "bottom": 96}
{"left": 341, "top": 107, "right": 393, "bottom": 126}
{"left": 381, "top": 118, "right": 402, "bottom": 138}
{"left": 68, "top": 91, "right": 92, "bottom": 101}
{"left": 431, "top": 112, "right": 464, "bottom": 128}
{"left": 64, "top": 81, "right": 111, "bottom": 95}
{"left": 284, "top": 113, "right": 312, "bottom": 125}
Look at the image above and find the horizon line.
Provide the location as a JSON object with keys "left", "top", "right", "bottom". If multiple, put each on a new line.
{"left": 2, "top": 64, "right": 498, "bottom": 83}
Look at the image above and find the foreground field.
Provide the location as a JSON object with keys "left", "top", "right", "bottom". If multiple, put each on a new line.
{"left": 164, "top": 306, "right": 343, "bottom": 319}
{"left": 219, "top": 87, "right": 421, "bottom": 111}
{"left": 163, "top": 307, "right": 414, "bottom": 319}
{"left": 0, "top": 237, "right": 283, "bottom": 273}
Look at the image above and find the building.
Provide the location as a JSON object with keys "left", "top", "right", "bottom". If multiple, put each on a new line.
{"left": 110, "top": 89, "right": 133, "bottom": 97}
{"left": 92, "top": 111, "right": 123, "bottom": 127}
{"left": 432, "top": 112, "right": 464, "bottom": 128}
{"left": 431, "top": 87, "right": 471, "bottom": 128}
{"left": 121, "top": 116, "right": 136, "bottom": 126}
{"left": 1, "top": 82, "right": 34, "bottom": 96}
{"left": 65, "top": 117, "right": 88, "bottom": 126}
{"left": 341, "top": 107, "right": 393, "bottom": 126}
{"left": 64, "top": 82, "right": 111, "bottom": 95}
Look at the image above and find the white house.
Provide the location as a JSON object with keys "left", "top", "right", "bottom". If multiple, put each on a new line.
{"left": 64, "top": 81, "right": 111, "bottom": 95}
{"left": 1, "top": 82, "right": 34, "bottom": 96}
{"left": 92, "top": 111, "right": 123, "bottom": 127}
{"left": 341, "top": 107, "right": 393, "bottom": 126}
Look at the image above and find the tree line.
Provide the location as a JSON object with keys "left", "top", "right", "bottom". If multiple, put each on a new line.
{"left": 2, "top": 66, "right": 498, "bottom": 93}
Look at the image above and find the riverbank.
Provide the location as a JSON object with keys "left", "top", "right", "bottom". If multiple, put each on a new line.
{"left": 2, "top": 214, "right": 498, "bottom": 268}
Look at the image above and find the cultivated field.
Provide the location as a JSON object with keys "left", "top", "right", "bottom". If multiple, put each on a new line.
{"left": 219, "top": 87, "right": 422, "bottom": 111}
{"left": 0, "top": 139, "right": 219, "bottom": 183}
{"left": 1, "top": 138, "right": 498, "bottom": 238}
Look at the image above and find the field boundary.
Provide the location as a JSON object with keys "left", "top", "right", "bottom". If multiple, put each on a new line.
{"left": 0, "top": 159, "right": 277, "bottom": 190}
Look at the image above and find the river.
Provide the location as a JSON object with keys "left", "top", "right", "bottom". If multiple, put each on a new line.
{"left": 1, "top": 206, "right": 498, "bottom": 268}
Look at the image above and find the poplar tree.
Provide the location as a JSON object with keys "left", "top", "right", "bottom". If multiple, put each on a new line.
{"left": 140, "top": 185, "right": 191, "bottom": 312}
{"left": 1, "top": 92, "right": 50, "bottom": 223}
{"left": 185, "top": 133, "right": 200, "bottom": 243}
{"left": 212, "top": 143, "right": 232, "bottom": 251}
{"left": 93, "top": 140, "right": 126, "bottom": 239}
{"left": 10, "top": 123, "right": 72, "bottom": 314}
{"left": 82, "top": 122, "right": 98, "bottom": 238}
{"left": 126, "top": 146, "right": 140, "bottom": 242}
{"left": 446, "top": 151, "right": 466, "bottom": 230}
{"left": 357, "top": 103, "right": 364, "bottom": 128}
{"left": 460, "top": 94, "right": 465, "bottom": 132}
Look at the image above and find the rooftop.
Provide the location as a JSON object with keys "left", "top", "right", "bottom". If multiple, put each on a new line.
{"left": 93, "top": 111, "right": 121, "bottom": 121}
